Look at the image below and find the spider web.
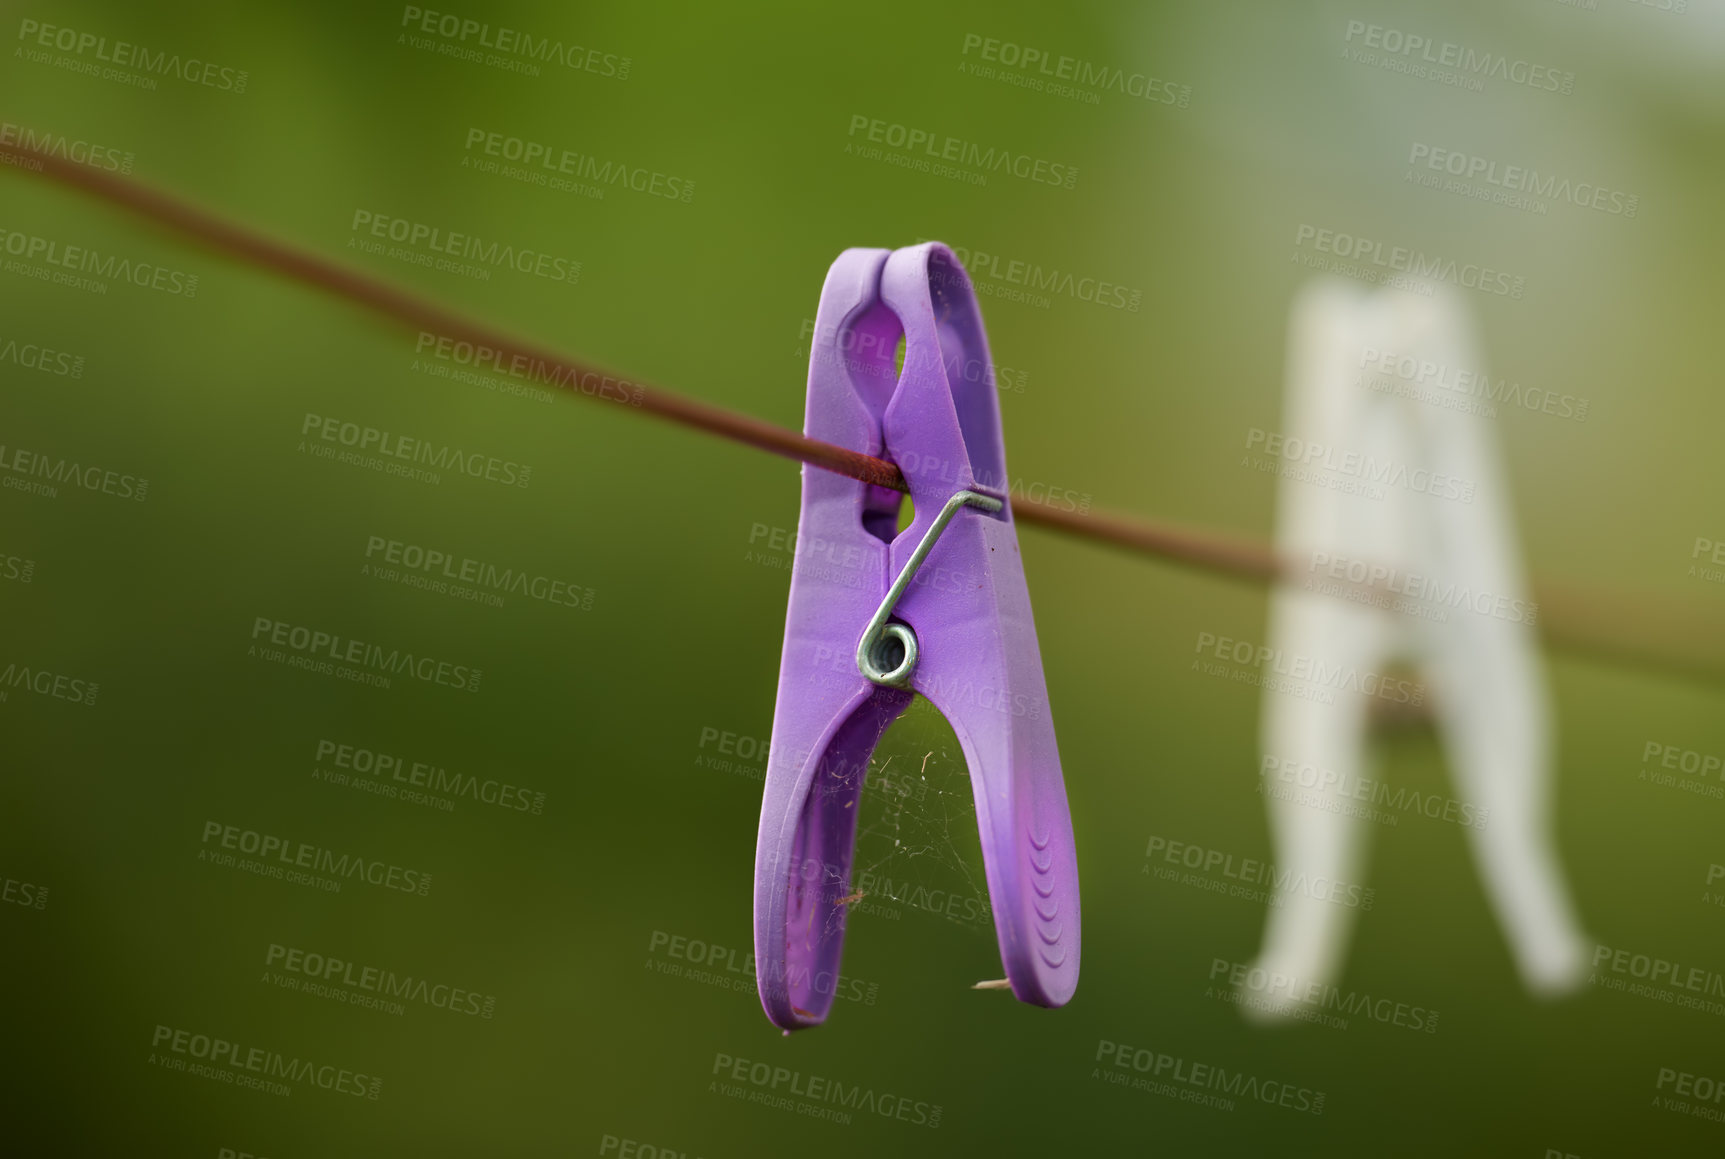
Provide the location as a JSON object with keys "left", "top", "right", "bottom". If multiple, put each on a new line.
{"left": 818, "top": 696, "right": 995, "bottom": 945}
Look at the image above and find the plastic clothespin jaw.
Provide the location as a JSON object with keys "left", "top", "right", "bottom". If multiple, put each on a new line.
{"left": 752, "top": 242, "right": 1080, "bottom": 1032}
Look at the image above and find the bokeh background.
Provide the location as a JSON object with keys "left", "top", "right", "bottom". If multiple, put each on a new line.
{"left": 3, "top": 0, "right": 1724, "bottom": 1155}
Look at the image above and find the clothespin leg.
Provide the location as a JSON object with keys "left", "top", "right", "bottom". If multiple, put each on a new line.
{"left": 1398, "top": 287, "right": 1590, "bottom": 996}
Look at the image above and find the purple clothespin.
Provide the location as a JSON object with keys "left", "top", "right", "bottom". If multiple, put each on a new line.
{"left": 752, "top": 242, "right": 1080, "bottom": 1031}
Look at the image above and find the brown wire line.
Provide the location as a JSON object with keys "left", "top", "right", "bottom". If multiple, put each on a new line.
{"left": 4, "top": 135, "right": 1719, "bottom": 683}
{"left": 0, "top": 141, "right": 905, "bottom": 493}
{"left": 0, "top": 135, "right": 1278, "bottom": 578}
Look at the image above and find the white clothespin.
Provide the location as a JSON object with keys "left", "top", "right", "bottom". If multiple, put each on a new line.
{"left": 1241, "top": 277, "right": 1590, "bottom": 1022}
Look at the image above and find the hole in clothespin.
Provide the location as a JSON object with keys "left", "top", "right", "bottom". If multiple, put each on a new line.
{"left": 869, "top": 631, "right": 907, "bottom": 677}
{"left": 895, "top": 494, "right": 916, "bottom": 535}
{"left": 893, "top": 333, "right": 906, "bottom": 376}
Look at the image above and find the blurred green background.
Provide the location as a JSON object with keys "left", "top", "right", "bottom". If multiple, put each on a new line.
{"left": 2, "top": 0, "right": 1723, "bottom": 1154}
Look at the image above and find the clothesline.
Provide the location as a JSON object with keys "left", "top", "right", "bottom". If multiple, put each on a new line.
{"left": 4, "top": 133, "right": 1717, "bottom": 685}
